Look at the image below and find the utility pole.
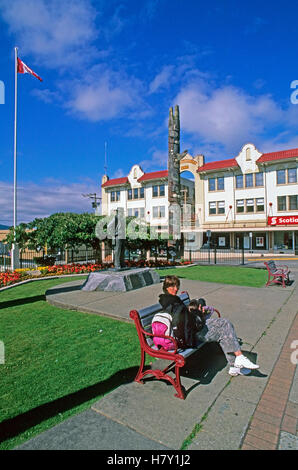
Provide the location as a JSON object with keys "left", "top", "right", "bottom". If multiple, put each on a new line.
{"left": 82, "top": 193, "right": 101, "bottom": 214}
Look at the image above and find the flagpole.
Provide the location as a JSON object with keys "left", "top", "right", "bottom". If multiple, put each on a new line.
{"left": 14, "top": 46, "right": 18, "bottom": 231}
{"left": 12, "top": 46, "right": 19, "bottom": 270}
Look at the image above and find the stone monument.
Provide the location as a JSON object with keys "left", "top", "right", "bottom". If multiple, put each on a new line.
{"left": 81, "top": 207, "right": 160, "bottom": 292}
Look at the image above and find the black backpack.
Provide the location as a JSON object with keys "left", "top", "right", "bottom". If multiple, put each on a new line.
{"left": 165, "top": 302, "right": 205, "bottom": 349}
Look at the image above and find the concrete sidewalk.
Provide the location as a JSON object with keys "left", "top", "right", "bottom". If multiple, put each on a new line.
{"left": 16, "top": 268, "right": 298, "bottom": 450}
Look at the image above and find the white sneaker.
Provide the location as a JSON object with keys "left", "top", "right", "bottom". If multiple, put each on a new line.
{"left": 234, "top": 355, "right": 259, "bottom": 370}
{"left": 229, "top": 366, "right": 251, "bottom": 376}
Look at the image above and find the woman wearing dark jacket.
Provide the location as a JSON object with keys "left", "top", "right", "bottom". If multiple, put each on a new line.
{"left": 159, "top": 277, "right": 205, "bottom": 349}
{"left": 159, "top": 276, "right": 260, "bottom": 376}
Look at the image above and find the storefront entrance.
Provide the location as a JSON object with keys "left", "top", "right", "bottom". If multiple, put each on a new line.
{"left": 235, "top": 232, "right": 267, "bottom": 250}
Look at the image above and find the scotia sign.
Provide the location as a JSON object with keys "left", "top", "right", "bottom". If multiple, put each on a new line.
{"left": 268, "top": 216, "right": 298, "bottom": 226}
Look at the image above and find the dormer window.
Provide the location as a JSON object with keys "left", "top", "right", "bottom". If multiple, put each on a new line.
{"left": 246, "top": 148, "right": 251, "bottom": 161}
{"left": 133, "top": 168, "right": 137, "bottom": 178}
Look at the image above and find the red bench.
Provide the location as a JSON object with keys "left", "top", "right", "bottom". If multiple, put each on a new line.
{"left": 130, "top": 292, "right": 220, "bottom": 399}
{"left": 264, "top": 260, "right": 290, "bottom": 288}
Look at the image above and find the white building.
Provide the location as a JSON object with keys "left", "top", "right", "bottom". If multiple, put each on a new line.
{"left": 197, "top": 143, "right": 298, "bottom": 252}
{"left": 101, "top": 164, "right": 195, "bottom": 235}
{"left": 101, "top": 143, "right": 298, "bottom": 253}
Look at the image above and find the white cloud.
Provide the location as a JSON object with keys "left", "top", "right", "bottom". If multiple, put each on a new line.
{"left": 0, "top": 179, "right": 100, "bottom": 225}
{"left": 139, "top": 148, "right": 167, "bottom": 171}
{"left": 175, "top": 79, "right": 294, "bottom": 158}
{"left": 0, "top": 0, "right": 99, "bottom": 69}
{"left": 149, "top": 65, "right": 175, "bottom": 94}
{"left": 62, "top": 65, "right": 146, "bottom": 121}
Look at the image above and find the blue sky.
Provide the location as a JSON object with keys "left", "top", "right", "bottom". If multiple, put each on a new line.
{"left": 1, "top": 0, "right": 298, "bottom": 225}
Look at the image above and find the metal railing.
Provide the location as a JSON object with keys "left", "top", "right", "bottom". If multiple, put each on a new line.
{"left": 184, "top": 247, "right": 246, "bottom": 265}
{"left": 1, "top": 244, "right": 249, "bottom": 272}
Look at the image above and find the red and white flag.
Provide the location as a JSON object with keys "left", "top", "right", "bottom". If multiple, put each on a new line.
{"left": 17, "top": 57, "right": 43, "bottom": 82}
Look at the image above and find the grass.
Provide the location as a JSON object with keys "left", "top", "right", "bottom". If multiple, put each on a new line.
{"left": 159, "top": 265, "right": 267, "bottom": 287}
{"left": 0, "top": 265, "right": 267, "bottom": 450}
{"left": 0, "top": 276, "right": 142, "bottom": 450}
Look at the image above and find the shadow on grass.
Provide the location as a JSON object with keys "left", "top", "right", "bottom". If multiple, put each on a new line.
{"left": 0, "top": 295, "right": 46, "bottom": 309}
{"left": 45, "top": 284, "right": 83, "bottom": 296}
{"left": 0, "top": 366, "right": 139, "bottom": 444}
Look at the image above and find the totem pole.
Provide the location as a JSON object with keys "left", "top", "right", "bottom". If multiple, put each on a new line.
{"left": 168, "top": 105, "right": 187, "bottom": 255}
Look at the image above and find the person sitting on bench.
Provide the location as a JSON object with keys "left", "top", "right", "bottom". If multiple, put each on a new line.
{"left": 160, "top": 276, "right": 260, "bottom": 377}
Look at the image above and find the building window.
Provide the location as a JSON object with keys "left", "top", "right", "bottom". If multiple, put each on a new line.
{"left": 218, "top": 201, "right": 225, "bottom": 214}
{"left": 235, "top": 172, "right": 264, "bottom": 188}
{"left": 245, "top": 173, "right": 253, "bottom": 188}
{"left": 277, "top": 169, "right": 286, "bottom": 185}
{"left": 208, "top": 178, "right": 216, "bottom": 191}
{"left": 128, "top": 187, "right": 144, "bottom": 200}
{"left": 152, "top": 184, "right": 165, "bottom": 197}
{"left": 246, "top": 198, "right": 254, "bottom": 212}
{"left": 256, "top": 198, "right": 264, "bottom": 212}
{"left": 110, "top": 191, "right": 120, "bottom": 202}
{"left": 153, "top": 206, "right": 165, "bottom": 218}
{"left": 236, "top": 200, "right": 244, "bottom": 213}
{"left": 128, "top": 207, "right": 145, "bottom": 218}
{"left": 255, "top": 172, "right": 264, "bottom": 186}
{"left": 209, "top": 202, "right": 216, "bottom": 215}
{"left": 288, "top": 168, "right": 297, "bottom": 184}
{"left": 208, "top": 177, "right": 224, "bottom": 191}
{"left": 289, "top": 195, "right": 298, "bottom": 210}
{"left": 246, "top": 148, "right": 251, "bottom": 160}
{"left": 236, "top": 175, "right": 243, "bottom": 188}
{"left": 277, "top": 196, "right": 287, "bottom": 211}
{"left": 217, "top": 177, "right": 224, "bottom": 190}
{"left": 209, "top": 201, "right": 225, "bottom": 215}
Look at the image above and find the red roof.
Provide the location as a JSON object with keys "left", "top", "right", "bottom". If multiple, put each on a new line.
{"left": 197, "top": 147, "right": 298, "bottom": 173}
{"left": 101, "top": 177, "right": 129, "bottom": 188}
{"left": 197, "top": 158, "right": 238, "bottom": 173}
{"left": 258, "top": 148, "right": 298, "bottom": 163}
{"left": 137, "top": 170, "right": 168, "bottom": 182}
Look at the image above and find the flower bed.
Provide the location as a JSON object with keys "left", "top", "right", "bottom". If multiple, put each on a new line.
{"left": 0, "top": 259, "right": 192, "bottom": 288}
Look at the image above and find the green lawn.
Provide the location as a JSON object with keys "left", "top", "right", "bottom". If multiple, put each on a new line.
{"left": 0, "top": 266, "right": 267, "bottom": 449}
{"left": 158, "top": 265, "right": 267, "bottom": 287}
{"left": 0, "top": 277, "right": 141, "bottom": 450}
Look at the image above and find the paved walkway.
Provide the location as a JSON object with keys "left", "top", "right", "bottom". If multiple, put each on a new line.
{"left": 15, "top": 266, "right": 298, "bottom": 451}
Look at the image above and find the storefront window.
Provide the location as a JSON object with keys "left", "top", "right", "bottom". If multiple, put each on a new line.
{"left": 274, "top": 232, "right": 293, "bottom": 250}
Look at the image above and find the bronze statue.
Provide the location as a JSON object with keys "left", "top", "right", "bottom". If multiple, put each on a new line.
{"left": 108, "top": 208, "right": 126, "bottom": 270}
